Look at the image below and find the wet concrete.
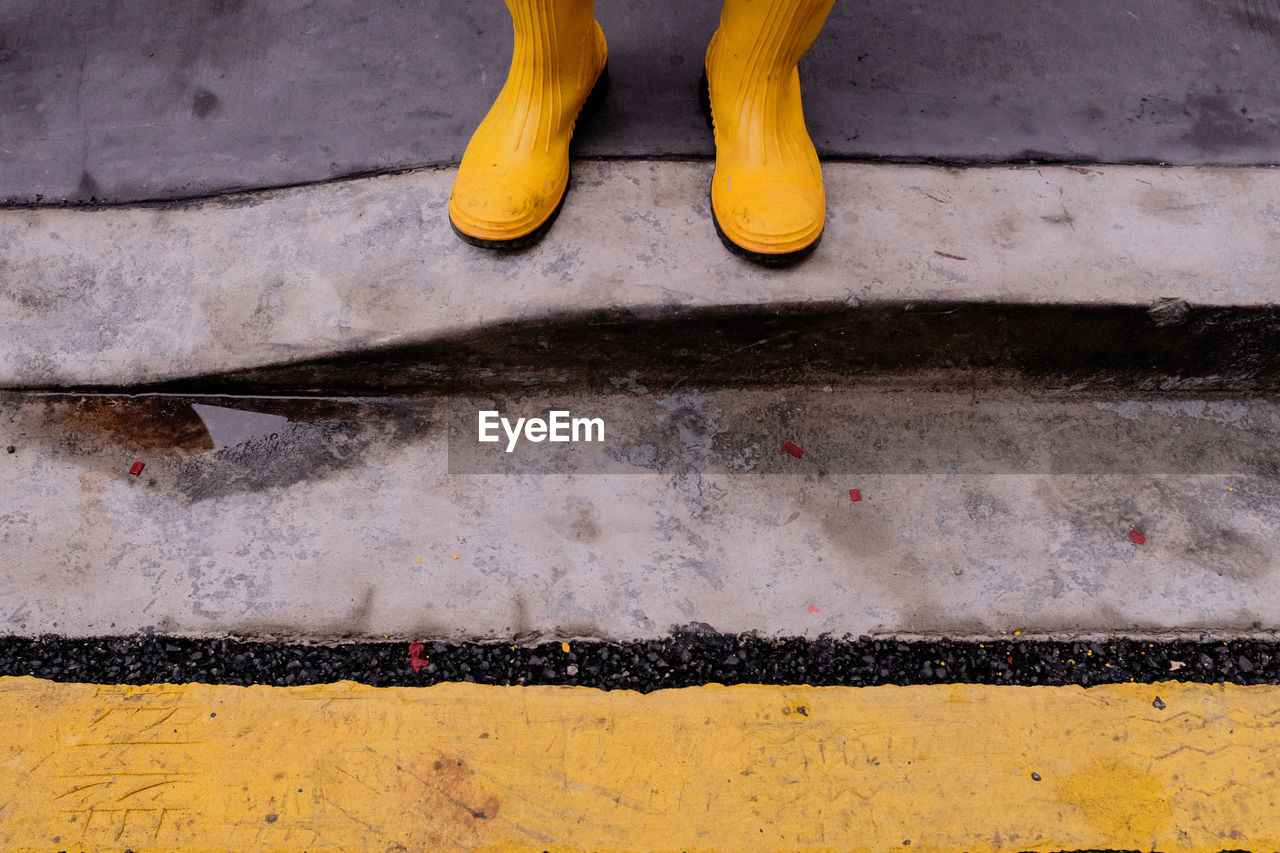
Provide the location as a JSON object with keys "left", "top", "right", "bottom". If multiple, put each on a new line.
{"left": 3, "top": 0, "right": 1280, "bottom": 204}
{"left": 4, "top": 384, "right": 1279, "bottom": 641}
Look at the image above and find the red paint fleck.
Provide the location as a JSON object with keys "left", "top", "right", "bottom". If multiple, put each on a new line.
{"left": 408, "top": 641, "right": 428, "bottom": 673}
{"left": 849, "top": 489, "right": 862, "bottom": 502}
{"left": 1129, "top": 529, "right": 1146, "bottom": 545}
{"left": 808, "top": 604, "right": 820, "bottom": 614}
{"left": 781, "top": 441, "right": 804, "bottom": 459}
{"left": 933, "top": 250, "right": 968, "bottom": 261}
{"left": 129, "top": 461, "right": 145, "bottom": 476}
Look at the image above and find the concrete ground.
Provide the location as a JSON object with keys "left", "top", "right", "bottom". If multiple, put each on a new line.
{"left": 3, "top": 0, "right": 1280, "bottom": 204}
{"left": 4, "top": 384, "right": 1279, "bottom": 640}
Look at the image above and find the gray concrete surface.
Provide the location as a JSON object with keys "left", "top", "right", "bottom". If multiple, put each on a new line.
{"left": 4, "top": 154, "right": 1279, "bottom": 643}
{"left": 3, "top": 0, "right": 1280, "bottom": 204}
{"left": 3, "top": 386, "right": 1278, "bottom": 640}
{"left": 4, "top": 161, "right": 1280, "bottom": 390}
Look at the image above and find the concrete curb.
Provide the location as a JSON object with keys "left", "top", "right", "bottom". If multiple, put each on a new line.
{"left": 3, "top": 161, "right": 1279, "bottom": 390}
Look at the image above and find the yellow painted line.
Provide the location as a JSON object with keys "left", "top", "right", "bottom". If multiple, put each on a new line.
{"left": 0, "top": 676, "right": 1276, "bottom": 852}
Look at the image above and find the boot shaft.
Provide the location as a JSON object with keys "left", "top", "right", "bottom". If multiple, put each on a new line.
{"left": 503, "top": 0, "right": 603, "bottom": 92}
{"left": 493, "top": 0, "right": 607, "bottom": 153}
{"left": 712, "top": 0, "right": 837, "bottom": 71}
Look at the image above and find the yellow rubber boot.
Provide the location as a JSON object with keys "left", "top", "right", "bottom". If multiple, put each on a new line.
{"left": 704, "top": 0, "right": 835, "bottom": 264}
{"left": 449, "top": 0, "right": 608, "bottom": 248}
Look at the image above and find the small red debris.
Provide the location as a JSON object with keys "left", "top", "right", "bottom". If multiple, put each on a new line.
{"left": 933, "top": 250, "right": 968, "bottom": 261}
{"left": 129, "top": 461, "right": 145, "bottom": 476}
{"left": 808, "top": 604, "right": 820, "bottom": 614}
{"left": 849, "top": 489, "right": 862, "bottom": 502}
{"left": 408, "top": 640, "right": 428, "bottom": 673}
{"left": 1129, "top": 529, "right": 1146, "bottom": 545}
{"left": 781, "top": 441, "right": 804, "bottom": 459}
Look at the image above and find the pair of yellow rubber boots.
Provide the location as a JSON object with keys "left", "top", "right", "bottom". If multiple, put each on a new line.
{"left": 448, "top": 0, "right": 835, "bottom": 265}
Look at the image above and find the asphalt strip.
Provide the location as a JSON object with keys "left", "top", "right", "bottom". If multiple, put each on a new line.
{"left": 2, "top": 631, "right": 1277, "bottom": 689}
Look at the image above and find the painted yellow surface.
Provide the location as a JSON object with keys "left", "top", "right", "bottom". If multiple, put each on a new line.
{"left": 0, "top": 676, "right": 1276, "bottom": 852}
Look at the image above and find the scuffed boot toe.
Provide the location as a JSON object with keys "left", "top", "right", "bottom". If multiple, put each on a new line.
{"left": 712, "top": 181, "right": 825, "bottom": 265}
{"left": 449, "top": 165, "right": 569, "bottom": 249}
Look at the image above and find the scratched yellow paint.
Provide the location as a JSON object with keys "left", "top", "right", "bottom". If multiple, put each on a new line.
{"left": 0, "top": 677, "right": 1276, "bottom": 852}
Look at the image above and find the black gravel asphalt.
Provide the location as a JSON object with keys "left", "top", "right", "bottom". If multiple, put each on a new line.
{"left": 2, "top": 631, "right": 1277, "bottom": 690}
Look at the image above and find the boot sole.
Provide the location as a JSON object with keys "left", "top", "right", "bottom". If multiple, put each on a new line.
{"left": 450, "top": 65, "right": 611, "bottom": 251}
{"left": 699, "top": 70, "right": 823, "bottom": 268}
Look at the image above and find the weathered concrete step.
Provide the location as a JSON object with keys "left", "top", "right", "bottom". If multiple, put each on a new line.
{"left": 3, "top": 384, "right": 1277, "bottom": 641}
{"left": 4, "top": 162, "right": 1280, "bottom": 391}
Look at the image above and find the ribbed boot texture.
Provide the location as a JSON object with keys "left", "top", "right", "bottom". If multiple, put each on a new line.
{"left": 706, "top": 0, "right": 835, "bottom": 262}
{"left": 449, "top": 0, "right": 607, "bottom": 247}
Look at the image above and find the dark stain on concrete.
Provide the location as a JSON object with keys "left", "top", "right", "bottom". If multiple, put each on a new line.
{"left": 22, "top": 393, "right": 440, "bottom": 502}
{"left": 208, "top": 0, "right": 249, "bottom": 17}
{"left": 814, "top": 496, "right": 961, "bottom": 633}
{"left": 347, "top": 586, "right": 375, "bottom": 631}
{"left": 566, "top": 499, "right": 601, "bottom": 544}
{"left": 75, "top": 171, "right": 101, "bottom": 202}
{"left": 191, "top": 88, "right": 220, "bottom": 119}
{"left": 75, "top": 301, "right": 1280, "bottom": 399}
{"left": 1184, "top": 519, "right": 1271, "bottom": 581}
{"left": 35, "top": 395, "right": 214, "bottom": 454}
{"left": 170, "top": 408, "right": 401, "bottom": 502}
{"left": 1228, "top": 1, "right": 1280, "bottom": 39}
{"left": 1130, "top": 95, "right": 1191, "bottom": 128}
{"left": 963, "top": 490, "right": 1007, "bottom": 524}
{"left": 1182, "top": 93, "right": 1268, "bottom": 153}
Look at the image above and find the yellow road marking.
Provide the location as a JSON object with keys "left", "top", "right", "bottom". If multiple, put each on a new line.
{"left": 0, "top": 676, "right": 1275, "bottom": 851}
